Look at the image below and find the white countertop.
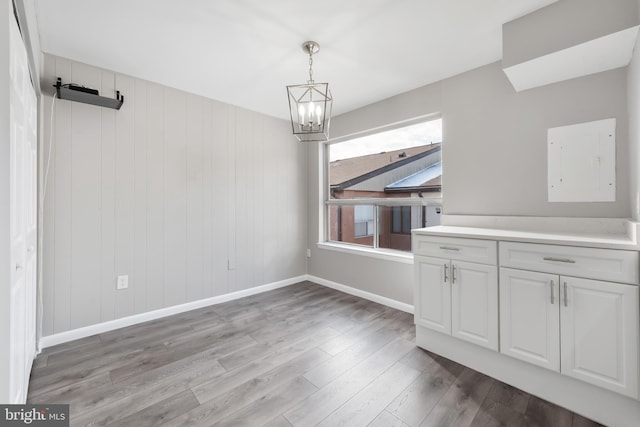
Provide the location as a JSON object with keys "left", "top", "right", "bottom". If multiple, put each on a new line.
{"left": 413, "top": 225, "right": 639, "bottom": 250}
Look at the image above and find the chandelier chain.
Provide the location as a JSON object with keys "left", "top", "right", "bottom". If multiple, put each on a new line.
{"left": 308, "top": 52, "right": 314, "bottom": 83}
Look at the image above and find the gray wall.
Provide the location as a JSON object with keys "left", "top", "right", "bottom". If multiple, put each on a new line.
{"left": 309, "top": 61, "right": 630, "bottom": 305}
{"left": 443, "top": 63, "right": 629, "bottom": 217}
{"left": 41, "top": 54, "right": 308, "bottom": 336}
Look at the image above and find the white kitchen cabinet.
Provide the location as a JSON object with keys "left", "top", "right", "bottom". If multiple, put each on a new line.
{"left": 450, "top": 261, "right": 498, "bottom": 350}
{"left": 499, "top": 242, "right": 639, "bottom": 399}
{"left": 500, "top": 241, "right": 639, "bottom": 284}
{"left": 413, "top": 223, "right": 640, "bottom": 426}
{"left": 414, "top": 255, "right": 451, "bottom": 335}
{"left": 500, "top": 268, "right": 560, "bottom": 371}
{"left": 413, "top": 237, "right": 498, "bottom": 351}
{"left": 561, "top": 276, "right": 638, "bottom": 398}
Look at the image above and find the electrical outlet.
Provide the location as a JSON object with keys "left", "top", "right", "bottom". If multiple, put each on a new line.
{"left": 116, "top": 275, "right": 128, "bottom": 290}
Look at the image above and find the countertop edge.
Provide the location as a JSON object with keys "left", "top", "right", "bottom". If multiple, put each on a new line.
{"left": 412, "top": 225, "right": 640, "bottom": 251}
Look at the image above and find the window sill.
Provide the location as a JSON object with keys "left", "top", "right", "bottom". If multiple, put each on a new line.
{"left": 316, "top": 242, "right": 414, "bottom": 264}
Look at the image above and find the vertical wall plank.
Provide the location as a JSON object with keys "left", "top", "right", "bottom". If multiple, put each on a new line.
{"left": 262, "top": 117, "right": 279, "bottom": 283}
{"left": 133, "top": 79, "right": 148, "bottom": 314}
{"left": 114, "top": 75, "right": 135, "bottom": 319}
{"left": 201, "top": 100, "right": 213, "bottom": 297}
{"left": 225, "top": 106, "right": 236, "bottom": 294}
{"left": 186, "top": 95, "right": 204, "bottom": 302}
{"left": 146, "top": 83, "right": 164, "bottom": 311}
{"left": 210, "top": 101, "right": 230, "bottom": 296}
{"left": 247, "top": 113, "right": 265, "bottom": 287}
{"left": 52, "top": 57, "right": 72, "bottom": 334}
{"left": 162, "top": 88, "right": 187, "bottom": 305}
{"left": 68, "top": 62, "right": 102, "bottom": 329}
{"left": 293, "top": 132, "right": 307, "bottom": 274}
{"left": 234, "top": 108, "right": 251, "bottom": 290}
{"left": 40, "top": 55, "right": 56, "bottom": 336}
{"left": 100, "top": 71, "right": 116, "bottom": 323}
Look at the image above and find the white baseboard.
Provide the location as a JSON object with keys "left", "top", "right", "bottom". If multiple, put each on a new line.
{"left": 40, "top": 274, "right": 413, "bottom": 349}
{"left": 39, "top": 275, "right": 307, "bottom": 349}
{"left": 306, "top": 275, "right": 414, "bottom": 314}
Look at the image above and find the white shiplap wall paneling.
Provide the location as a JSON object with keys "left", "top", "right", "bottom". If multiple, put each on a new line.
{"left": 146, "top": 82, "right": 165, "bottom": 312}
{"left": 41, "top": 54, "right": 307, "bottom": 336}
{"left": 41, "top": 55, "right": 55, "bottom": 337}
{"left": 133, "top": 78, "right": 148, "bottom": 315}
{"left": 163, "top": 88, "right": 188, "bottom": 306}
{"left": 52, "top": 57, "right": 72, "bottom": 334}
{"left": 186, "top": 95, "right": 204, "bottom": 302}
{"left": 69, "top": 62, "right": 102, "bottom": 330}
{"left": 114, "top": 74, "right": 136, "bottom": 319}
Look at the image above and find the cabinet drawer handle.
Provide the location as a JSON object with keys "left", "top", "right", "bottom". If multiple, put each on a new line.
{"left": 543, "top": 257, "right": 576, "bottom": 264}
{"left": 443, "top": 264, "right": 449, "bottom": 283}
{"left": 550, "top": 280, "right": 554, "bottom": 304}
{"left": 452, "top": 265, "right": 457, "bottom": 284}
{"left": 439, "top": 246, "right": 460, "bottom": 251}
{"left": 563, "top": 281, "right": 568, "bottom": 307}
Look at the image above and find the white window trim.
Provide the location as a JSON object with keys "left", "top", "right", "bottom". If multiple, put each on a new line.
{"left": 325, "top": 197, "right": 441, "bottom": 207}
{"left": 316, "top": 241, "right": 415, "bottom": 264}
{"left": 318, "top": 115, "right": 443, "bottom": 262}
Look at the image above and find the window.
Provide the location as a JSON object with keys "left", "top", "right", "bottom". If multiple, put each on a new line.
{"left": 325, "top": 118, "right": 443, "bottom": 253}
{"left": 354, "top": 205, "right": 374, "bottom": 237}
{"left": 391, "top": 206, "right": 412, "bottom": 234}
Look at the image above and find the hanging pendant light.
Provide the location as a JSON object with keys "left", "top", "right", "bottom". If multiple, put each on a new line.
{"left": 286, "top": 41, "right": 333, "bottom": 142}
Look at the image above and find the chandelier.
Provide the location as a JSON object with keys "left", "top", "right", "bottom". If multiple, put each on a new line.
{"left": 286, "top": 41, "right": 333, "bottom": 142}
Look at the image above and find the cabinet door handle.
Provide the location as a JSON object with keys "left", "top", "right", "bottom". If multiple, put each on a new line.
{"left": 550, "top": 280, "right": 554, "bottom": 304}
{"left": 543, "top": 257, "right": 576, "bottom": 264}
{"left": 452, "top": 264, "right": 457, "bottom": 284}
{"left": 563, "top": 281, "right": 568, "bottom": 307}
{"left": 439, "top": 246, "right": 460, "bottom": 251}
{"left": 443, "top": 264, "right": 449, "bottom": 283}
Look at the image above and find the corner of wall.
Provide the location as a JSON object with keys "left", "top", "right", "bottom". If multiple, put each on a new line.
{"left": 628, "top": 31, "right": 640, "bottom": 220}
{"left": 14, "top": 0, "right": 42, "bottom": 93}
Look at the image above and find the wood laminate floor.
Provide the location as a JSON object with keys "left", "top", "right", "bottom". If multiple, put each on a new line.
{"left": 28, "top": 282, "right": 603, "bottom": 427}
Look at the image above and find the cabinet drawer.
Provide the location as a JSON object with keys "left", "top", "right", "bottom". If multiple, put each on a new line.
{"left": 413, "top": 235, "right": 497, "bottom": 265}
{"left": 500, "top": 242, "right": 639, "bottom": 284}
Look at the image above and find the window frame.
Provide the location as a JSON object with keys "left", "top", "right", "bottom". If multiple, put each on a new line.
{"left": 319, "top": 115, "right": 443, "bottom": 259}
{"left": 391, "top": 206, "right": 412, "bottom": 235}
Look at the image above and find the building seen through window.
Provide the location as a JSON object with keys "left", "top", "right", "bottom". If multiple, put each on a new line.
{"left": 327, "top": 119, "right": 443, "bottom": 252}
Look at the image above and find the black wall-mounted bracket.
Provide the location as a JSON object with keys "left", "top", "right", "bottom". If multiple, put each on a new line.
{"left": 54, "top": 77, "right": 124, "bottom": 110}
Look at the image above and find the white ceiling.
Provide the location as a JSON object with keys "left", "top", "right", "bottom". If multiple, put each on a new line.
{"left": 34, "top": 0, "right": 557, "bottom": 120}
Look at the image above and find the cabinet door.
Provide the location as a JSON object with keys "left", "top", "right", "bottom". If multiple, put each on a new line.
{"left": 560, "top": 277, "right": 639, "bottom": 398}
{"left": 414, "top": 256, "right": 451, "bottom": 335}
{"left": 499, "top": 268, "right": 560, "bottom": 371}
{"left": 451, "top": 261, "right": 498, "bottom": 350}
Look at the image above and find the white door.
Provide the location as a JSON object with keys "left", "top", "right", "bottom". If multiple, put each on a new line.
{"left": 560, "top": 276, "right": 639, "bottom": 398}
{"left": 500, "top": 268, "right": 560, "bottom": 371}
{"left": 451, "top": 261, "right": 498, "bottom": 350}
{"left": 414, "top": 256, "right": 451, "bottom": 335}
{"left": 9, "top": 13, "right": 37, "bottom": 404}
